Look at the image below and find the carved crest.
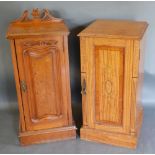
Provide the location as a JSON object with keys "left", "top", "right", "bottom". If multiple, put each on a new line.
{"left": 31, "top": 8, "right": 40, "bottom": 19}
{"left": 14, "top": 8, "right": 63, "bottom": 23}
{"left": 23, "top": 40, "right": 58, "bottom": 57}
{"left": 23, "top": 40, "right": 58, "bottom": 47}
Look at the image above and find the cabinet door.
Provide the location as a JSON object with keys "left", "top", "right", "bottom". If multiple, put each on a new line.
{"left": 15, "top": 36, "right": 69, "bottom": 131}
{"left": 84, "top": 37, "right": 133, "bottom": 134}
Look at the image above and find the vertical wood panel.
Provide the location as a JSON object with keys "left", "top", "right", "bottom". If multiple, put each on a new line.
{"left": 24, "top": 50, "right": 61, "bottom": 119}
{"left": 63, "top": 36, "right": 73, "bottom": 125}
{"left": 85, "top": 38, "right": 133, "bottom": 133}
{"left": 95, "top": 46, "right": 124, "bottom": 126}
{"left": 132, "top": 40, "right": 140, "bottom": 77}
{"left": 86, "top": 37, "right": 95, "bottom": 128}
{"left": 15, "top": 37, "right": 69, "bottom": 131}
{"left": 130, "top": 77, "right": 137, "bottom": 135}
{"left": 80, "top": 37, "right": 88, "bottom": 126}
{"left": 10, "top": 40, "right": 26, "bottom": 132}
{"left": 122, "top": 40, "right": 133, "bottom": 133}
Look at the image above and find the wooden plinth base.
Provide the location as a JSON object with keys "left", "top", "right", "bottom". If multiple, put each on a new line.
{"left": 80, "top": 127, "right": 137, "bottom": 149}
{"left": 19, "top": 126, "right": 77, "bottom": 146}
{"left": 80, "top": 107, "right": 143, "bottom": 149}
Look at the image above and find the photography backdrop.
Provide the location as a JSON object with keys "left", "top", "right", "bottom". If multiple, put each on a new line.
{"left": 0, "top": 1, "right": 155, "bottom": 110}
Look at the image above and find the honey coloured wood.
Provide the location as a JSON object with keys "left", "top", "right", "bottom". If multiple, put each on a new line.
{"left": 6, "top": 8, "right": 69, "bottom": 39}
{"left": 95, "top": 46, "right": 124, "bottom": 126}
{"left": 7, "top": 9, "right": 76, "bottom": 145}
{"left": 78, "top": 20, "right": 148, "bottom": 148}
{"left": 78, "top": 19, "right": 148, "bottom": 39}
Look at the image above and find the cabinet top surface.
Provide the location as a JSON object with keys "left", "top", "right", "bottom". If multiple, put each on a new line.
{"left": 6, "top": 9, "right": 69, "bottom": 39}
{"left": 78, "top": 20, "right": 148, "bottom": 39}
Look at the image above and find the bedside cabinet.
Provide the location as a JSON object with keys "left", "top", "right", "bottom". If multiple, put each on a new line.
{"left": 6, "top": 9, "right": 76, "bottom": 145}
{"left": 78, "top": 20, "right": 148, "bottom": 148}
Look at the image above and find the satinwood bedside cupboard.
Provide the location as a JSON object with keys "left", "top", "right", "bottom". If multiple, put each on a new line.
{"left": 6, "top": 9, "right": 76, "bottom": 145}
{"left": 78, "top": 20, "right": 148, "bottom": 148}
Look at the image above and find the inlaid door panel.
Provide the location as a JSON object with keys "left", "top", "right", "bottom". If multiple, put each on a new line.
{"left": 15, "top": 36, "right": 68, "bottom": 131}
{"left": 86, "top": 38, "right": 133, "bottom": 134}
{"left": 95, "top": 46, "right": 124, "bottom": 126}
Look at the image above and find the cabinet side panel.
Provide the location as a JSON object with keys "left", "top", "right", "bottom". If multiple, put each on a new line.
{"left": 10, "top": 40, "right": 26, "bottom": 131}
{"left": 136, "top": 36, "right": 146, "bottom": 132}
{"left": 137, "top": 35, "right": 146, "bottom": 101}
{"left": 63, "top": 36, "right": 73, "bottom": 125}
{"left": 95, "top": 46, "right": 124, "bottom": 126}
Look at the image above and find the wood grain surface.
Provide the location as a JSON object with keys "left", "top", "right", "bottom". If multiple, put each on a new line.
{"left": 7, "top": 9, "right": 76, "bottom": 145}
{"left": 79, "top": 20, "right": 148, "bottom": 148}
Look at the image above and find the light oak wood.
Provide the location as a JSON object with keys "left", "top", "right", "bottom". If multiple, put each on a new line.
{"left": 19, "top": 126, "right": 76, "bottom": 146}
{"left": 7, "top": 8, "right": 76, "bottom": 145}
{"left": 6, "top": 9, "right": 69, "bottom": 39}
{"left": 78, "top": 19, "right": 148, "bottom": 39}
{"left": 78, "top": 20, "right": 148, "bottom": 148}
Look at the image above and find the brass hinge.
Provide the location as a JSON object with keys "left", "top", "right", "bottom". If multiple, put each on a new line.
{"left": 20, "top": 80, "right": 27, "bottom": 92}
{"left": 81, "top": 78, "right": 86, "bottom": 95}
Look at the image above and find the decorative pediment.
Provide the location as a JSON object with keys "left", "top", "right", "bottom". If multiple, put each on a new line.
{"left": 14, "top": 8, "right": 63, "bottom": 23}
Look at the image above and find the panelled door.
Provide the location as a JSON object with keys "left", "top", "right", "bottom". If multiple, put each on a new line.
{"left": 15, "top": 36, "right": 69, "bottom": 131}
{"left": 84, "top": 37, "right": 133, "bottom": 134}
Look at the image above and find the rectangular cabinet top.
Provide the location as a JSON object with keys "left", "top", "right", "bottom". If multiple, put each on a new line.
{"left": 78, "top": 20, "right": 148, "bottom": 39}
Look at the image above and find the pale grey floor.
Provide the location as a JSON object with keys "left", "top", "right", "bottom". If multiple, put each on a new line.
{"left": 0, "top": 106, "right": 155, "bottom": 154}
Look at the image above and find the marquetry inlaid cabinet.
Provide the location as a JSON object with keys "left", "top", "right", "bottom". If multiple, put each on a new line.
{"left": 78, "top": 20, "right": 148, "bottom": 148}
{"left": 6, "top": 9, "right": 76, "bottom": 145}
